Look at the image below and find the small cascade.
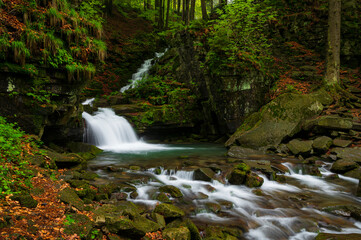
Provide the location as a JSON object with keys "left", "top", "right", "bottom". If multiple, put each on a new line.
{"left": 82, "top": 108, "right": 169, "bottom": 152}
{"left": 82, "top": 98, "right": 95, "bottom": 106}
{"left": 120, "top": 49, "right": 167, "bottom": 93}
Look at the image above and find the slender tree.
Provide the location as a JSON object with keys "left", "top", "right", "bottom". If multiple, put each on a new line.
{"left": 201, "top": 0, "right": 208, "bottom": 20}
{"left": 325, "top": 0, "right": 341, "bottom": 88}
{"left": 190, "top": 0, "right": 196, "bottom": 21}
{"left": 166, "top": 0, "right": 171, "bottom": 28}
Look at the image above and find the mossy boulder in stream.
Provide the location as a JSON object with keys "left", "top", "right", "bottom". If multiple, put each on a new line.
{"left": 153, "top": 203, "right": 185, "bottom": 218}
{"left": 194, "top": 168, "right": 216, "bottom": 182}
{"left": 225, "top": 90, "right": 332, "bottom": 150}
{"left": 286, "top": 139, "right": 313, "bottom": 156}
{"left": 159, "top": 185, "right": 183, "bottom": 198}
{"left": 330, "top": 159, "right": 358, "bottom": 174}
{"left": 163, "top": 227, "right": 191, "bottom": 240}
{"left": 312, "top": 136, "right": 333, "bottom": 152}
{"left": 245, "top": 172, "right": 264, "bottom": 188}
{"left": 228, "top": 163, "right": 263, "bottom": 187}
{"left": 315, "top": 233, "right": 361, "bottom": 240}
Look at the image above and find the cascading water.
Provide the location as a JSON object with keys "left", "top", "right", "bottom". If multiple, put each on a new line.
{"left": 82, "top": 108, "right": 170, "bottom": 153}
{"left": 120, "top": 49, "right": 167, "bottom": 93}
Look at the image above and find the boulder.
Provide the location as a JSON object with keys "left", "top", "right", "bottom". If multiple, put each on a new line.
{"left": 322, "top": 205, "right": 361, "bottom": 221}
{"left": 156, "top": 192, "right": 172, "bottom": 203}
{"left": 227, "top": 168, "right": 248, "bottom": 185}
{"left": 357, "top": 181, "right": 361, "bottom": 197}
{"left": 332, "top": 147, "right": 361, "bottom": 163}
{"left": 315, "top": 233, "right": 361, "bottom": 240}
{"left": 205, "top": 202, "right": 222, "bottom": 213}
{"left": 312, "top": 136, "right": 333, "bottom": 152}
{"left": 333, "top": 139, "right": 352, "bottom": 148}
{"left": 227, "top": 146, "right": 265, "bottom": 158}
{"left": 151, "top": 212, "right": 166, "bottom": 228}
{"left": 67, "top": 142, "right": 103, "bottom": 160}
{"left": 159, "top": 185, "right": 183, "bottom": 198}
{"left": 46, "top": 150, "right": 85, "bottom": 169}
{"left": 162, "top": 227, "right": 191, "bottom": 240}
{"left": 304, "top": 115, "right": 353, "bottom": 131}
{"left": 63, "top": 214, "right": 93, "bottom": 237}
{"left": 11, "top": 194, "right": 38, "bottom": 208}
{"left": 204, "top": 226, "right": 243, "bottom": 240}
{"left": 132, "top": 216, "right": 162, "bottom": 236}
{"left": 153, "top": 203, "right": 185, "bottom": 218}
{"left": 344, "top": 167, "right": 361, "bottom": 180}
{"left": 286, "top": 139, "right": 313, "bottom": 155}
{"left": 58, "top": 187, "right": 84, "bottom": 211}
{"left": 194, "top": 168, "right": 216, "bottom": 182}
{"left": 166, "top": 218, "right": 201, "bottom": 240}
{"left": 330, "top": 159, "right": 358, "bottom": 174}
{"left": 245, "top": 172, "right": 264, "bottom": 188}
{"left": 225, "top": 90, "right": 332, "bottom": 149}
{"left": 243, "top": 160, "right": 274, "bottom": 179}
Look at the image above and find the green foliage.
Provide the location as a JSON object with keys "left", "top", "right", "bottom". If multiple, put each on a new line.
{"left": 0, "top": 117, "right": 34, "bottom": 198}
{"left": 64, "top": 214, "right": 76, "bottom": 226}
{"left": 26, "top": 87, "right": 58, "bottom": 104}
{"left": 79, "top": 0, "right": 105, "bottom": 24}
{"left": 206, "top": 0, "right": 277, "bottom": 75}
{"left": 48, "top": 49, "right": 73, "bottom": 68}
{"left": 11, "top": 41, "right": 30, "bottom": 65}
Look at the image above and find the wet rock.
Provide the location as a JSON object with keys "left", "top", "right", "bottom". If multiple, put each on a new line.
{"left": 245, "top": 172, "right": 264, "bottom": 188}
{"left": 344, "top": 167, "right": 361, "bottom": 180}
{"left": 150, "top": 212, "right": 166, "bottom": 228}
{"left": 308, "top": 165, "right": 322, "bottom": 177}
{"left": 275, "top": 174, "right": 287, "bottom": 183}
{"left": 194, "top": 168, "right": 216, "bottom": 182}
{"left": 330, "top": 159, "right": 358, "bottom": 174}
{"left": 154, "top": 167, "right": 162, "bottom": 175}
{"left": 105, "top": 216, "right": 134, "bottom": 234}
{"left": 324, "top": 173, "right": 339, "bottom": 180}
{"left": 205, "top": 202, "right": 221, "bottom": 213}
{"left": 332, "top": 147, "right": 361, "bottom": 163}
{"left": 63, "top": 214, "right": 93, "bottom": 237}
{"left": 204, "top": 185, "right": 216, "bottom": 193}
{"left": 110, "top": 192, "right": 128, "bottom": 201}
{"left": 204, "top": 226, "right": 243, "bottom": 240}
{"left": 132, "top": 216, "right": 162, "bottom": 236}
{"left": 159, "top": 185, "right": 183, "bottom": 198}
{"left": 153, "top": 203, "right": 185, "bottom": 218}
{"left": 129, "top": 166, "right": 141, "bottom": 171}
{"left": 195, "top": 192, "right": 209, "bottom": 199}
{"left": 163, "top": 227, "right": 191, "bottom": 240}
{"left": 156, "top": 192, "right": 172, "bottom": 203}
{"left": 130, "top": 191, "right": 138, "bottom": 199}
{"left": 227, "top": 146, "right": 265, "bottom": 158}
{"left": 286, "top": 139, "right": 313, "bottom": 156}
{"left": 357, "top": 181, "right": 361, "bottom": 197}
{"left": 94, "top": 202, "right": 142, "bottom": 221}
{"left": 76, "top": 188, "right": 97, "bottom": 200}
{"left": 67, "top": 179, "right": 90, "bottom": 189}
{"left": 227, "top": 163, "right": 250, "bottom": 185}
{"left": 322, "top": 205, "right": 361, "bottom": 221}
{"left": 333, "top": 139, "right": 352, "bottom": 148}
{"left": 244, "top": 160, "right": 274, "bottom": 179}
{"left": 166, "top": 218, "right": 201, "bottom": 240}
{"left": 315, "top": 233, "right": 361, "bottom": 240}
{"left": 217, "top": 200, "right": 233, "bottom": 209}
{"left": 312, "top": 136, "right": 333, "bottom": 152}
{"left": 11, "top": 194, "right": 38, "bottom": 208}
{"left": 58, "top": 187, "right": 84, "bottom": 211}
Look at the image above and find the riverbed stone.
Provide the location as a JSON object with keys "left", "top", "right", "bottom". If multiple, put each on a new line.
{"left": 330, "top": 159, "right": 358, "bottom": 174}
{"left": 225, "top": 90, "right": 331, "bottom": 149}
{"left": 166, "top": 218, "right": 201, "bottom": 240}
{"left": 227, "top": 168, "right": 247, "bottom": 185}
{"left": 163, "top": 227, "right": 191, "bottom": 240}
{"left": 332, "top": 147, "right": 361, "bottom": 163}
{"left": 156, "top": 192, "right": 172, "bottom": 203}
{"left": 194, "top": 168, "right": 216, "bottom": 182}
{"left": 286, "top": 139, "right": 313, "bottom": 155}
{"left": 159, "top": 185, "right": 183, "bottom": 198}
{"left": 315, "top": 233, "right": 361, "bottom": 240}
{"left": 153, "top": 203, "right": 185, "bottom": 218}
{"left": 205, "top": 202, "right": 222, "bottom": 213}
{"left": 227, "top": 146, "right": 265, "bottom": 158}
{"left": 244, "top": 160, "right": 274, "bottom": 178}
{"left": 204, "top": 226, "right": 243, "bottom": 240}
{"left": 151, "top": 212, "right": 166, "bottom": 228}
{"left": 333, "top": 139, "right": 352, "bottom": 148}
{"left": 245, "top": 172, "right": 264, "bottom": 188}
{"left": 357, "top": 181, "right": 361, "bottom": 197}
{"left": 322, "top": 205, "right": 361, "bottom": 221}
{"left": 312, "top": 136, "right": 333, "bottom": 152}
{"left": 343, "top": 167, "right": 361, "bottom": 180}
{"left": 58, "top": 187, "right": 84, "bottom": 211}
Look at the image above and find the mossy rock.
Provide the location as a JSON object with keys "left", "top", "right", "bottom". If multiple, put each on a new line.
{"left": 226, "top": 90, "right": 331, "bottom": 149}
{"left": 58, "top": 187, "right": 84, "bottom": 211}
{"left": 245, "top": 172, "right": 264, "bottom": 188}
{"left": 286, "top": 139, "right": 313, "bottom": 156}
{"left": 151, "top": 212, "right": 166, "bottom": 228}
{"left": 227, "top": 169, "right": 247, "bottom": 185}
{"left": 46, "top": 150, "right": 85, "bottom": 169}
{"left": 322, "top": 205, "right": 361, "bottom": 221}
{"left": 67, "top": 179, "right": 90, "bottom": 189}
{"left": 235, "top": 163, "right": 251, "bottom": 172}
{"left": 11, "top": 194, "right": 38, "bottom": 208}
{"left": 163, "top": 227, "right": 191, "bottom": 240}
{"left": 132, "top": 216, "right": 162, "bottom": 236}
{"left": 63, "top": 214, "right": 93, "bottom": 237}
{"left": 204, "top": 226, "right": 243, "bottom": 240}
{"left": 156, "top": 192, "right": 172, "bottom": 203}
{"left": 315, "top": 233, "right": 361, "bottom": 240}
{"left": 205, "top": 202, "right": 222, "bottom": 213}
{"left": 193, "top": 168, "right": 216, "bottom": 182}
{"left": 159, "top": 185, "right": 183, "bottom": 198}
{"left": 330, "top": 159, "right": 358, "bottom": 174}
{"left": 153, "top": 203, "right": 185, "bottom": 218}
{"left": 312, "top": 136, "right": 333, "bottom": 152}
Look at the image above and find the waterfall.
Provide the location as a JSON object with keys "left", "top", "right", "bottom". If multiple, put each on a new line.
{"left": 82, "top": 108, "right": 169, "bottom": 153}
{"left": 120, "top": 49, "right": 167, "bottom": 93}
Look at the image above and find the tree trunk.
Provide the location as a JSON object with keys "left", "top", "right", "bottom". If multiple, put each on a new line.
{"left": 190, "top": 0, "right": 196, "bottom": 21}
{"left": 201, "top": 0, "right": 208, "bottom": 20}
{"left": 325, "top": 0, "right": 341, "bottom": 87}
{"left": 182, "top": 0, "right": 186, "bottom": 22}
{"left": 178, "top": 0, "right": 181, "bottom": 14}
{"left": 185, "top": 0, "right": 190, "bottom": 25}
{"left": 210, "top": 0, "right": 213, "bottom": 12}
{"left": 159, "top": 0, "right": 164, "bottom": 29}
{"left": 104, "top": 0, "right": 113, "bottom": 16}
{"left": 166, "top": 0, "right": 171, "bottom": 28}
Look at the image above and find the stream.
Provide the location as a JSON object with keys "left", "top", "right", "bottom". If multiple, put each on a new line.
{"left": 82, "top": 108, "right": 361, "bottom": 240}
